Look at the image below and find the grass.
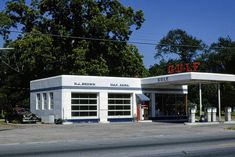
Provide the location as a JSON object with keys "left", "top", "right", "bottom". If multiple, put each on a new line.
{"left": 227, "top": 126, "right": 235, "bottom": 130}
{"left": 0, "top": 119, "right": 6, "bottom": 125}
{"left": 232, "top": 112, "right": 235, "bottom": 116}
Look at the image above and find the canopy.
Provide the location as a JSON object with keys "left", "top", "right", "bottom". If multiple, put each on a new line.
{"left": 141, "top": 72, "right": 235, "bottom": 86}
{"left": 142, "top": 72, "right": 235, "bottom": 121}
{"left": 136, "top": 94, "right": 150, "bottom": 102}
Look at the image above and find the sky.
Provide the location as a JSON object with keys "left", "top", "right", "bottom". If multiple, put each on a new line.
{"left": 1, "top": 0, "right": 235, "bottom": 68}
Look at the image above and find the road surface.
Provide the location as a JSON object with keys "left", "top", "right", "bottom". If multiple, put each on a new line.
{"left": 1, "top": 122, "right": 235, "bottom": 156}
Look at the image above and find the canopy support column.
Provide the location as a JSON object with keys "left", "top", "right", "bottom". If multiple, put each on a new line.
{"left": 151, "top": 93, "right": 156, "bottom": 117}
{"left": 185, "top": 94, "right": 188, "bottom": 115}
{"left": 199, "top": 83, "right": 202, "bottom": 116}
{"left": 218, "top": 83, "right": 221, "bottom": 121}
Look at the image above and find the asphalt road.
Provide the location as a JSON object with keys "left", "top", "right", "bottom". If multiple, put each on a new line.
{"left": 1, "top": 123, "right": 235, "bottom": 157}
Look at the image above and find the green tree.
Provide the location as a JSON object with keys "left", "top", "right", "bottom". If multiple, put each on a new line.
{"left": 0, "top": 12, "right": 12, "bottom": 40}
{"left": 149, "top": 59, "right": 181, "bottom": 76}
{"left": 207, "top": 37, "right": 235, "bottom": 74}
{"left": 0, "top": 0, "right": 147, "bottom": 109}
{"left": 2, "top": 0, "right": 145, "bottom": 76}
{"left": 205, "top": 37, "right": 235, "bottom": 108}
{"left": 155, "top": 29, "right": 205, "bottom": 63}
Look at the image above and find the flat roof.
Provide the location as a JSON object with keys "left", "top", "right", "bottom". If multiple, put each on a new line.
{"left": 30, "top": 74, "right": 140, "bottom": 83}
{"left": 141, "top": 72, "right": 235, "bottom": 86}
{"left": 30, "top": 72, "right": 235, "bottom": 86}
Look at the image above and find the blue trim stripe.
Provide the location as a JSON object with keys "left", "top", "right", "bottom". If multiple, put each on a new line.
{"left": 63, "top": 118, "right": 134, "bottom": 123}
{"left": 108, "top": 118, "right": 134, "bottom": 122}
{"left": 31, "top": 86, "right": 62, "bottom": 92}
{"left": 64, "top": 119, "right": 100, "bottom": 123}
{"left": 142, "top": 88, "right": 188, "bottom": 92}
{"left": 30, "top": 86, "right": 186, "bottom": 93}
{"left": 30, "top": 86, "right": 141, "bottom": 92}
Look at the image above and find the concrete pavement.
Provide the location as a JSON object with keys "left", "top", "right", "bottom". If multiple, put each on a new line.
{"left": 1, "top": 122, "right": 235, "bottom": 157}
{"left": 0, "top": 122, "right": 235, "bottom": 145}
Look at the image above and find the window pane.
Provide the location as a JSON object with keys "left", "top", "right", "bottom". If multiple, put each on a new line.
{"left": 89, "top": 112, "right": 97, "bottom": 116}
{"left": 108, "top": 106, "right": 115, "bottom": 110}
{"left": 72, "top": 112, "right": 80, "bottom": 116}
{"left": 80, "top": 112, "right": 89, "bottom": 116}
{"left": 108, "top": 94, "right": 115, "bottom": 98}
{"left": 80, "top": 100, "right": 89, "bottom": 104}
{"left": 80, "top": 106, "right": 88, "bottom": 110}
{"left": 116, "top": 106, "right": 123, "bottom": 110}
{"left": 108, "top": 111, "right": 115, "bottom": 116}
{"left": 89, "top": 106, "right": 97, "bottom": 110}
{"left": 49, "top": 92, "right": 54, "bottom": 109}
{"left": 72, "top": 93, "right": 97, "bottom": 98}
{"left": 89, "top": 94, "right": 97, "bottom": 98}
{"left": 124, "top": 100, "right": 130, "bottom": 104}
{"left": 72, "top": 100, "right": 80, "bottom": 104}
{"left": 108, "top": 100, "right": 115, "bottom": 104}
{"left": 115, "top": 100, "right": 123, "bottom": 104}
{"left": 89, "top": 100, "right": 97, "bottom": 104}
{"left": 116, "top": 111, "right": 123, "bottom": 115}
{"left": 124, "top": 106, "right": 130, "bottom": 109}
{"left": 124, "top": 111, "right": 131, "bottom": 115}
{"left": 79, "top": 94, "right": 89, "bottom": 98}
{"left": 36, "top": 94, "right": 41, "bottom": 110}
{"left": 72, "top": 106, "right": 80, "bottom": 110}
{"left": 71, "top": 93, "right": 80, "bottom": 98}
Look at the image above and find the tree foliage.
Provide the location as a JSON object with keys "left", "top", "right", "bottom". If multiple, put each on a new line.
{"left": 155, "top": 29, "right": 205, "bottom": 63}
{"left": 207, "top": 37, "right": 235, "bottom": 74}
{"left": 152, "top": 29, "right": 235, "bottom": 110}
{"left": 0, "top": 0, "right": 147, "bottom": 108}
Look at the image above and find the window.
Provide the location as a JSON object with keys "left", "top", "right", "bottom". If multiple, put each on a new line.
{"left": 43, "top": 93, "right": 48, "bottom": 110}
{"left": 71, "top": 93, "right": 97, "bottom": 117}
{"left": 36, "top": 93, "right": 41, "bottom": 110}
{"left": 155, "top": 94, "right": 185, "bottom": 116}
{"left": 49, "top": 92, "right": 54, "bottom": 110}
{"left": 108, "top": 93, "right": 131, "bottom": 116}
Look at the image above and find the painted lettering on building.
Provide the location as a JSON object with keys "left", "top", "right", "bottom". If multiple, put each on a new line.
{"left": 110, "top": 83, "right": 129, "bottom": 87}
{"left": 167, "top": 62, "right": 201, "bottom": 74}
{"left": 74, "top": 82, "right": 96, "bottom": 86}
{"left": 157, "top": 77, "right": 169, "bottom": 82}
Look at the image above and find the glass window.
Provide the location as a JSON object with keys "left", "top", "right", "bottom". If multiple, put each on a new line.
{"left": 36, "top": 93, "right": 41, "bottom": 110}
{"left": 71, "top": 93, "right": 98, "bottom": 117}
{"left": 49, "top": 92, "right": 54, "bottom": 110}
{"left": 108, "top": 93, "right": 131, "bottom": 117}
{"left": 43, "top": 93, "right": 48, "bottom": 110}
{"left": 155, "top": 94, "right": 185, "bottom": 116}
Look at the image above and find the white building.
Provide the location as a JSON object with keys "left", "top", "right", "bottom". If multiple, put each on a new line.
{"left": 30, "top": 72, "right": 235, "bottom": 123}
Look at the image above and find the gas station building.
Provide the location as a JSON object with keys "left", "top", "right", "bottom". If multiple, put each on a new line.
{"left": 30, "top": 72, "right": 235, "bottom": 123}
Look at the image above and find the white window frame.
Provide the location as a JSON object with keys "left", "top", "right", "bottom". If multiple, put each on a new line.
{"left": 49, "top": 92, "right": 54, "bottom": 110}
{"left": 71, "top": 93, "right": 98, "bottom": 118}
{"left": 108, "top": 93, "right": 132, "bottom": 118}
{"left": 42, "top": 93, "right": 48, "bottom": 110}
{"left": 36, "top": 93, "right": 41, "bottom": 110}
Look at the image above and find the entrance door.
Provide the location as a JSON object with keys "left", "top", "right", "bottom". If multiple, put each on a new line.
{"left": 142, "top": 102, "right": 149, "bottom": 120}
{"left": 143, "top": 107, "right": 149, "bottom": 120}
{"left": 136, "top": 103, "right": 149, "bottom": 121}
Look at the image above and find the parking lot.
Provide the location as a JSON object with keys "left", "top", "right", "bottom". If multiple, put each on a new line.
{"left": 1, "top": 122, "right": 235, "bottom": 145}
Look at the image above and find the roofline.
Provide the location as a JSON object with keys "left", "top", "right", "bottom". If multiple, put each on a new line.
{"left": 142, "top": 72, "right": 235, "bottom": 80}
{"left": 141, "top": 72, "right": 235, "bottom": 86}
{"left": 30, "top": 75, "right": 141, "bottom": 83}
{"left": 30, "top": 72, "right": 235, "bottom": 83}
